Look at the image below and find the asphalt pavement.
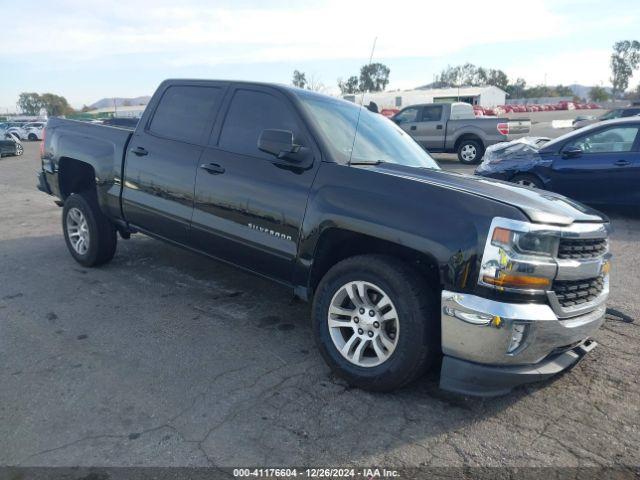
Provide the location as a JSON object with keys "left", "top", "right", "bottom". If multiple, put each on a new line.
{"left": 0, "top": 142, "right": 638, "bottom": 470}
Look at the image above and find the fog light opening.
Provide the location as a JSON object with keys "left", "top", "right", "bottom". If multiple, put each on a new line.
{"left": 507, "top": 323, "right": 528, "bottom": 353}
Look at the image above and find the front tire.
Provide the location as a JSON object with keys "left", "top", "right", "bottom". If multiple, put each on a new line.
{"left": 62, "top": 191, "right": 117, "bottom": 267}
{"left": 28, "top": 133, "right": 38, "bottom": 141}
{"left": 457, "top": 139, "right": 484, "bottom": 164}
{"left": 15, "top": 143, "right": 23, "bottom": 156}
{"left": 511, "top": 173, "right": 543, "bottom": 189}
{"left": 312, "top": 255, "right": 439, "bottom": 392}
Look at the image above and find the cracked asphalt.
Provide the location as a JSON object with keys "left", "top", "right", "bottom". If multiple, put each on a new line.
{"left": 0, "top": 143, "right": 638, "bottom": 469}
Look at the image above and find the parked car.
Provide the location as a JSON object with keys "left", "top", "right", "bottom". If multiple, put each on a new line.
{"left": 476, "top": 117, "right": 640, "bottom": 206}
{"left": 22, "top": 122, "right": 46, "bottom": 140}
{"left": 573, "top": 106, "right": 640, "bottom": 129}
{"left": 0, "top": 133, "right": 24, "bottom": 157}
{"left": 37, "top": 79, "right": 610, "bottom": 396}
{"left": 392, "top": 102, "right": 530, "bottom": 164}
{"left": 1, "top": 122, "right": 28, "bottom": 140}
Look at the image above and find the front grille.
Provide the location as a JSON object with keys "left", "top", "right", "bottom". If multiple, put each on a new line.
{"left": 558, "top": 238, "right": 607, "bottom": 259}
{"left": 553, "top": 276, "right": 605, "bottom": 308}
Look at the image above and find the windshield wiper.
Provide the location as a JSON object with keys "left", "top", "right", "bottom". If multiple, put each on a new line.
{"left": 349, "top": 159, "right": 384, "bottom": 166}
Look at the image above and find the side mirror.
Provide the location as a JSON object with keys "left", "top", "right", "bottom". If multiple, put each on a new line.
{"left": 258, "top": 129, "right": 301, "bottom": 160}
{"left": 562, "top": 146, "right": 582, "bottom": 158}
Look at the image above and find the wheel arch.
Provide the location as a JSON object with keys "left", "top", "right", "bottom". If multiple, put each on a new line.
{"left": 454, "top": 133, "right": 484, "bottom": 152}
{"left": 58, "top": 157, "right": 97, "bottom": 200}
{"left": 307, "top": 227, "right": 442, "bottom": 300}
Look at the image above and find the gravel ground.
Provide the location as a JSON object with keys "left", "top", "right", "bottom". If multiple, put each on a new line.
{"left": 0, "top": 142, "right": 638, "bottom": 471}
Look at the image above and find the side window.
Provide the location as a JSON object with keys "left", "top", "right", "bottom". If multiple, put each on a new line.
{"left": 394, "top": 107, "right": 419, "bottom": 124}
{"left": 622, "top": 108, "right": 640, "bottom": 117}
{"left": 565, "top": 126, "right": 640, "bottom": 154}
{"left": 217, "top": 89, "right": 301, "bottom": 159}
{"left": 149, "top": 86, "right": 222, "bottom": 144}
{"left": 421, "top": 106, "right": 443, "bottom": 122}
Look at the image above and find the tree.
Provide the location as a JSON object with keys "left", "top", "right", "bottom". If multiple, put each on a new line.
{"left": 625, "top": 83, "right": 640, "bottom": 100}
{"left": 506, "top": 78, "right": 527, "bottom": 98}
{"left": 338, "top": 76, "right": 360, "bottom": 94}
{"left": 481, "top": 69, "right": 509, "bottom": 90}
{"left": 610, "top": 40, "right": 640, "bottom": 97}
{"left": 359, "top": 63, "right": 390, "bottom": 92}
{"left": 306, "top": 73, "right": 327, "bottom": 93}
{"left": 17, "top": 93, "right": 42, "bottom": 115}
{"left": 39, "top": 93, "right": 74, "bottom": 116}
{"left": 434, "top": 63, "right": 508, "bottom": 90}
{"left": 589, "top": 85, "right": 610, "bottom": 102}
{"left": 292, "top": 70, "right": 307, "bottom": 89}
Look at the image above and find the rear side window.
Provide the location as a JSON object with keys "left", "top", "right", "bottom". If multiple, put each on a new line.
{"left": 149, "top": 86, "right": 222, "bottom": 143}
{"left": 421, "top": 106, "right": 443, "bottom": 121}
{"left": 218, "top": 89, "right": 301, "bottom": 159}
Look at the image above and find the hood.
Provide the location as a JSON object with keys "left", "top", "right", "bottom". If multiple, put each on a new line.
{"left": 370, "top": 163, "right": 606, "bottom": 226}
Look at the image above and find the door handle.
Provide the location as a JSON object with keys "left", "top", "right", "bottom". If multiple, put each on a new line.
{"left": 436, "top": 124, "right": 443, "bottom": 130}
{"left": 614, "top": 159, "right": 631, "bottom": 166}
{"left": 410, "top": 125, "right": 417, "bottom": 131}
{"left": 199, "top": 163, "right": 225, "bottom": 175}
{"left": 130, "top": 146, "right": 148, "bottom": 156}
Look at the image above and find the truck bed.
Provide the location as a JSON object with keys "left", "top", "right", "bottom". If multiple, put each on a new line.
{"left": 41, "top": 117, "right": 133, "bottom": 222}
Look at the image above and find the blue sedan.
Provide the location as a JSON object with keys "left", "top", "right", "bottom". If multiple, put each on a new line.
{"left": 475, "top": 117, "right": 640, "bottom": 206}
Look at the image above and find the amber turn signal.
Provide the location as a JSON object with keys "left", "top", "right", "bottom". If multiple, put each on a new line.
{"left": 482, "top": 273, "right": 551, "bottom": 290}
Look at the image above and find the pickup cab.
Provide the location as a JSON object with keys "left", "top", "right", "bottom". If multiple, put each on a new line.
{"left": 393, "top": 102, "right": 531, "bottom": 164}
{"left": 38, "top": 79, "right": 610, "bottom": 396}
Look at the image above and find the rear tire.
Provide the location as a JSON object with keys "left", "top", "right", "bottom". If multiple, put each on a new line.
{"left": 511, "top": 173, "right": 543, "bottom": 189}
{"left": 312, "top": 255, "right": 439, "bottom": 392}
{"left": 457, "top": 139, "right": 484, "bottom": 164}
{"left": 62, "top": 191, "right": 117, "bottom": 267}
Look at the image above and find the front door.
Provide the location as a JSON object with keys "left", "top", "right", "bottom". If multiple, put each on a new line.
{"left": 122, "top": 83, "right": 227, "bottom": 244}
{"left": 394, "top": 106, "right": 422, "bottom": 144}
{"left": 413, "top": 105, "right": 445, "bottom": 150}
{"left": 550, "top": 124, "right": 640, "bottom": 205}
{"left": 190, "top": 86, "right": 319, "bottom": 284}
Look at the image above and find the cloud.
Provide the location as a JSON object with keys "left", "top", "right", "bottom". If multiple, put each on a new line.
{"left": 506, "top": 48, "right": 639, "bottom": 87}
{"left": 1, "top": 0, "right": 569, "bottom": 64}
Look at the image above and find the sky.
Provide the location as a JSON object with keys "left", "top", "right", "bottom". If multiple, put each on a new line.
{"left": 1, "top": 0, "right": 639, "bottom": 112}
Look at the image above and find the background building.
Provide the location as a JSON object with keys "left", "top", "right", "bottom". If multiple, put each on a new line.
{"left": 344, "top": 86, "right": 507, "bottom": 109}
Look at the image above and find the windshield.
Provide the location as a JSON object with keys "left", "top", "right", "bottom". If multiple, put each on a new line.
{"left": 599, "top": 110, "right": 619, "bottom": 121}
{"left": 297, "top": 92, "right": 439, "bottom": 169}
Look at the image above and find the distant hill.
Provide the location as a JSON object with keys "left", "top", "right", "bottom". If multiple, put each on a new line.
{"left": 89, "top": 96, "right": 151, "bottom": 109}
{"left": 568, "top": 84, "right": 612, "bottom": 99}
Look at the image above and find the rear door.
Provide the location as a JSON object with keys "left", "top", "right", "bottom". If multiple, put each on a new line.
{"left": 412, "top": 105, "right": 445, "bottom": 150}
{"left": 122, "top": 82, "right": 227, "bottom": 244}
{"left": 549, "top": 123, "right": 640, "bottom": 205}
{"left": 190, "top": 85, "right": 320, "bottom": 283}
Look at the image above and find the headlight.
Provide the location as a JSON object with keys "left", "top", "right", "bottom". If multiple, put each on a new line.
{"left": 491, "top": 227, "right": 559, "bottom": 257}
{"left": 479, "top": 220, "right": 558, "bottom": 293}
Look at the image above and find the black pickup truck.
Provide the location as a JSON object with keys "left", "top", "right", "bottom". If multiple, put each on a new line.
{"left": 38, "top": 79, "right": 612, "bottom": 396}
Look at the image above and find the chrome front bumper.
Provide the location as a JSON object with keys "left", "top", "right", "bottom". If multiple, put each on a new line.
{"left": 439, "top": 289, "right": 607, "bottom": 395}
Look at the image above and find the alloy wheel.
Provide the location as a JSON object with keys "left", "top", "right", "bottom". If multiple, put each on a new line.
{"left": 66, "top": 207, "right": 90, "bottom": 255}
{"left": 327, "top": 280, "right": 399, "bottom": 367}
